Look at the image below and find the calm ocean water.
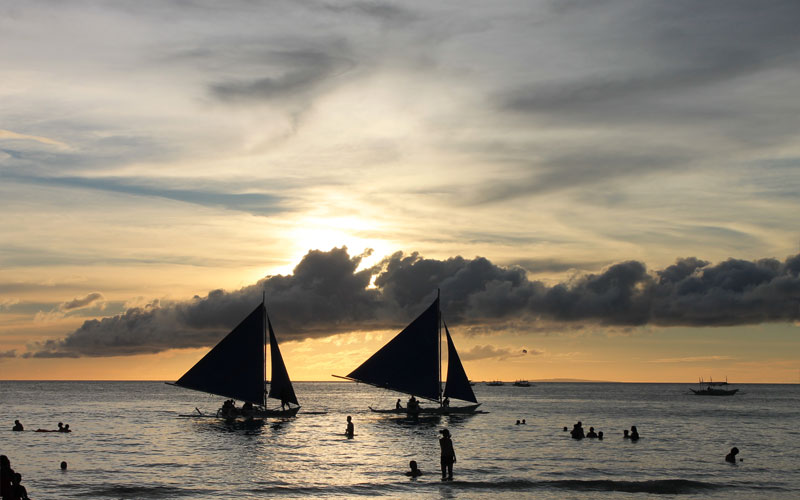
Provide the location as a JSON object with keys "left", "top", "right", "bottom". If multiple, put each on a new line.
{"left": 1, "top": 381, "right": 798, "bottom": 499}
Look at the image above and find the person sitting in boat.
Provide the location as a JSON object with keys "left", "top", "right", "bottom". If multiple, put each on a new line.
{"left": 725, "top": 447, "right": 740, "bottom": 463}
{"left": 442, "top": 397, "right": 450, "bottom": 408}
{"left": 407, "top": 396, "right": 420, "bottom": 413}
{"left": 629, "top": 426, "right": 639, "bottom": 441}
{"left": 406, "top": 460, "right": 422, "bottom": 478}
{"left": 345, "top": 416, "right": 354, "bottom": 438}
{"left": 570, "top": 421, "right": 585, "bottom": 439}
{"left": 60, "top": 424, "right": 71, "bottom": 433}
{"left": 396, "top": 399, "right": 403, "bottom": 410}
{"left": 12, "top": 420, "right": 23, "bottom": 431}
{"left": 586, "top": 427, "right": 598, "bottom": 438}
{"left": 242, "top": 401, "right": 253, "bottom": 414}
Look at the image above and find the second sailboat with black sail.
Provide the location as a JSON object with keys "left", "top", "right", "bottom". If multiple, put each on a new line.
{"left": 168, "top": 297, "right": 300, "bottom": 418}
{"left": 334, "top": 291, "right": 480, "bottom": 414}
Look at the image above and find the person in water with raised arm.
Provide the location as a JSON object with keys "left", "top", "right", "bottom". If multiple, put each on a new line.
{"left": 439, "top": 428, "right": 456, "bottom": 481}
{"left": 345, "top": 416, "right": 354, "bottom": 438}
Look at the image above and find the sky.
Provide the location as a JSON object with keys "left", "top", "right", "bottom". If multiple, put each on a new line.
{"left": 1, "top": 0, "right": 799, "bottom": 383}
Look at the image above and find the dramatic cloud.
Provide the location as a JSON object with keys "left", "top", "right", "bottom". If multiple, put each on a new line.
{"left": 27, "top": 248, "right": 800, "bottom": 358}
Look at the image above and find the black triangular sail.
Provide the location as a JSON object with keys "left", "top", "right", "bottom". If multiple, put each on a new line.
{"left": 442, "top": 320, "right": 478, "bottom": 403}
{"left": 266, "top": 316, "right": 299, "bottom": 406}
{"left": 173, "top": 304, "right": 266, "bottom": 406}
{"left": 345, "top": 298, "right": 440, "bottom": 401}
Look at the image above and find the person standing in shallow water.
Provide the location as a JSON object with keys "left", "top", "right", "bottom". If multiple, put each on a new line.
{"left": 439, "top": 428, "right": 456, "bottom": 481}
{"left": 345, "top": 416, "right": 354, "bottom": 438}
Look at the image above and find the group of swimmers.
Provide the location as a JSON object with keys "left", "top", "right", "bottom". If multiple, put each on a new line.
{"left": 11, "top": 420, "right": 71, "bottom": 433}
{"left": 564, "top": 420, "right": 741, "bottom": 462}
{"left": 515, "top": 419, "right": 527, "bottom": 425}
{"left": 566, "top": 421, "right": 606, "bottom": 440}
{"left": 622, "top": 426, "right": 639, "bottom": 441}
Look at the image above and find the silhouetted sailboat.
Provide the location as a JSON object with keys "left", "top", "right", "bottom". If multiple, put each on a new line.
{"left": 334, "top": 292, "right": 480, "bottom": 414}
{"left": 168, "top": 299, "right": 300, "bottom": 417}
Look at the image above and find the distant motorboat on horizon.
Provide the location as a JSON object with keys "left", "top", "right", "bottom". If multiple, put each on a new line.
{"left": 689, "top": 377, "right": 738, "bottom": 396}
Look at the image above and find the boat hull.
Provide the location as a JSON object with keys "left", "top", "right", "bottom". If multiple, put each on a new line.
{"left": 218, "top": 406, "right": 301, "bottom": 418}
{"left": 690, "top": 389, "right": 738, "bottom": 396}
{"left": 369, "top": 403, "right": 481, "bottom": 415}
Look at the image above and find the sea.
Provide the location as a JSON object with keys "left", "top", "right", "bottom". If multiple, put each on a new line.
{"left": 1, "top": 381, "right": 798, "bottom": 499}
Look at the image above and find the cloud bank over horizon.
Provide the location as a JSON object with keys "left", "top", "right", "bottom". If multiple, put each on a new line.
{"left": 25, "top": 247, "right": 800, "bottom": 358}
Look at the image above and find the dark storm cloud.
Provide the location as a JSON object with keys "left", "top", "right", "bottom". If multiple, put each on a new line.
{"left": 513, "top": 258, "right": 608, "bottom": 274}
{"left": 27, "top": 248, "right": 800, "bottom": 358}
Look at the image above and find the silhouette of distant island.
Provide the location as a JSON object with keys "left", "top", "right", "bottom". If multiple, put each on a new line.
{"left": 530, "top": 378, "right": 618, "bottom": 383}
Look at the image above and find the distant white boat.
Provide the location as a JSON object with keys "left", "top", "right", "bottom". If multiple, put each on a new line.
{"left": 168, "top": 298, "right": 300, "bottom": 417}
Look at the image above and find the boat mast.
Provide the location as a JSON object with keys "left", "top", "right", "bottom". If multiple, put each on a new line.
{"left": 262, "top": 291, "right": 267, "bottom": 407}
{"left": 437, "top": 288, "right": 442, "bottom": 406}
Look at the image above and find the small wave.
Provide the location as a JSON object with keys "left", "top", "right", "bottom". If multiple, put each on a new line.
{"left": 246, "top": 483, "right": 394, "bottom": 497}
{"left": 245, "top": 478, "right": 724, "bottom": 496}
{"left": 83, "top": 485, "right": 206, "bottom": 498}
{"left": 455, "top": 478, "right": 724, "bottom": 494}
